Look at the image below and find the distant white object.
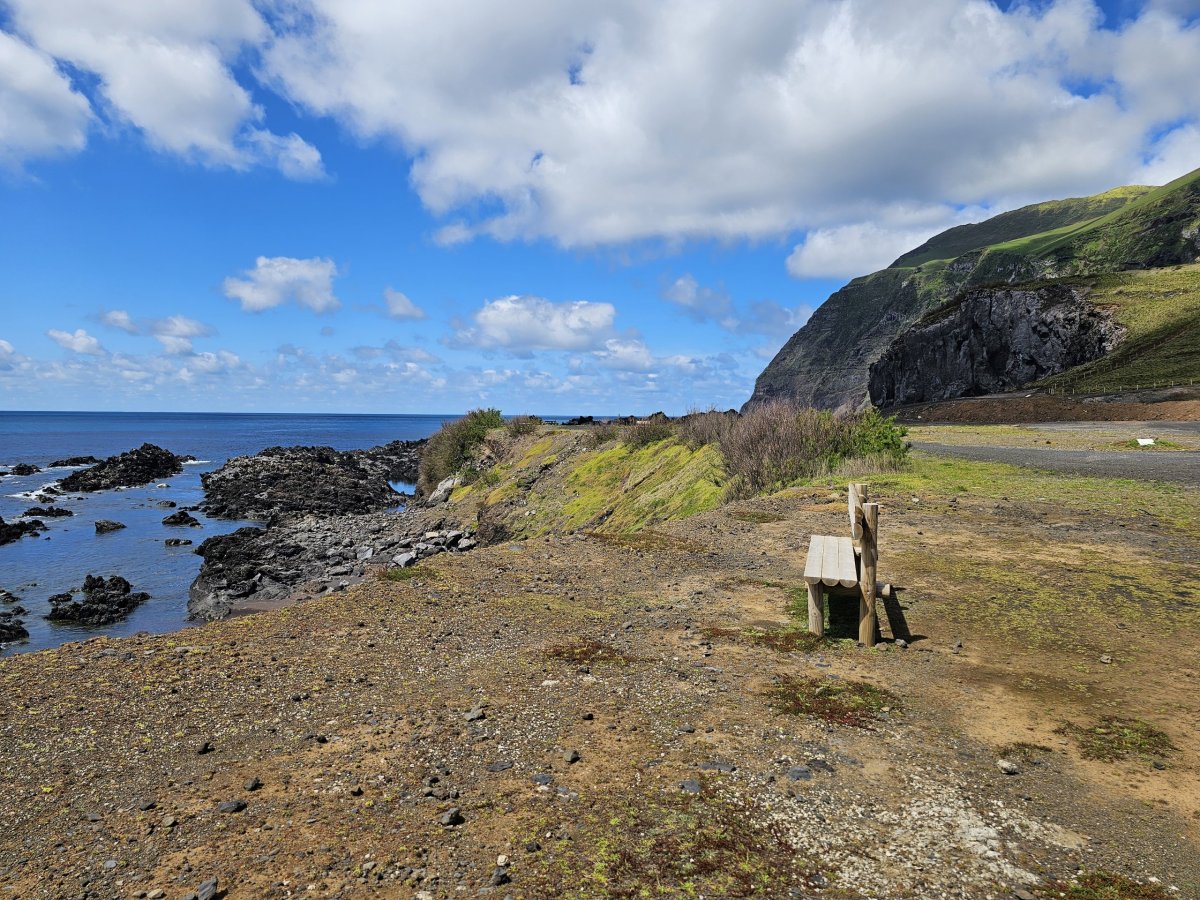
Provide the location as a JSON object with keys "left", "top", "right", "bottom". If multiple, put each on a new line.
{"left": 1136, "top": 438, "right": 1155, "bottom": 446}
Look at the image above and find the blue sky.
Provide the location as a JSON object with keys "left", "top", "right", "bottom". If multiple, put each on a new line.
{"left": 1, "top": 0, "right": 1198, "bottom": 414}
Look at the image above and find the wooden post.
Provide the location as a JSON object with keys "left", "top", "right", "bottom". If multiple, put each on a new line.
{"left": 807, "top": 581, "right": 824, "bottom": 636}
{"left": 858, "top": 501, "right": 879, "bottom": 645}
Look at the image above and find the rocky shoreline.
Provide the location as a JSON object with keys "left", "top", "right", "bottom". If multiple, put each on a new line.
{"left": 186, "top": 438, "right": 482, "bottom": 621}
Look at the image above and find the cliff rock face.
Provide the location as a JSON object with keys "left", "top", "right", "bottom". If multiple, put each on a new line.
{"left": 867, "top": 285, "right": 1123, "bottom": 407}
{"left": 746, "top": 168, "right": 1200, "bottom": 411}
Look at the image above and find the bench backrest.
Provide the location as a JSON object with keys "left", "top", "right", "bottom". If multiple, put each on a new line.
{"left": 847, "top": 482, "right": 879, "bottom": 562}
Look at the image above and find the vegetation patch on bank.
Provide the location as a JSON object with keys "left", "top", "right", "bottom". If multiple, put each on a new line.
{"left": 1055, "top": 716, "right": 1176, "bottom": 763}
{"left": 767, "top": 674, "right": 899, "bottom": 728}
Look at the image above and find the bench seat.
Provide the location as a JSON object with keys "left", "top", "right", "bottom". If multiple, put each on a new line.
{"left": 803, "top": 534, "right": 859, "bottom": 588}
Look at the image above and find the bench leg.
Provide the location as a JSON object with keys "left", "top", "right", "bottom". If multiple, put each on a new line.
{"left": 807, "top": 582, "right": 824, "bottom": 637}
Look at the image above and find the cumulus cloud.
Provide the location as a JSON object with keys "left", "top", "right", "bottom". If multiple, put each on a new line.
{"left": 257, "top": 0, "right": 1200, "bottom": 248}
{"left": 0, "top": 30, "right": 91, "bottom": 168}
{"left": 663, "top": 275, "right": 734, "bottom": 325}
{"left": 0, "top": 338, "right": 14, "bottom": 357}
{"left": 383, "top": 288, "right": 427, "bottom": 320}
{"left": 149, "top": 314, "right": 213, "bottom": 354}
{"left": 47, "top": 327, "right": 104, "bottom": 354}
{"left": 454, "top": 295, "right": 616, "bottom": 352}
{"left": 4, "top": 0, "right": 322, "bottom": 178}
{"left": 223, "top": 256, "right": 341, "bottom": 313}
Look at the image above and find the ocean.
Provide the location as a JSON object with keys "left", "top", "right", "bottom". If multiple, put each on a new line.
{"left": 0, "top": 411, "right": 456, "bottom": 656}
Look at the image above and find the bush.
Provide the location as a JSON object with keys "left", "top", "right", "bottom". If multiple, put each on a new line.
{"left": 505, "top": 415, "right": 543, "bottom": 438}
{"left": 417, "top": 408, "right": 504, "bottom": 496}
{"left": 582, "top": 420, "right": 621, "bottom": 448}
{"left": 621, "top": 420, "right": 675, "bottom": 448}
{"left": 675, "top": 408, "right": 735, "bottom": 449}
{"left": 719, "top": 401, "right": 907, "bottom": 499}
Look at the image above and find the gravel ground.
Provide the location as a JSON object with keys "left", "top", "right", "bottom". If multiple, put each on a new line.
{"left": 911, "top": 442, "right": 1200, "bottom": 486}
{"left": 1, "top": 472, "right": 1197, "bottom": 898}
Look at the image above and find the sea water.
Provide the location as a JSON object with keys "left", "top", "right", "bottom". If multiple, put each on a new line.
{"left": 0, "top": 411, "right": 455, "bottom": 655}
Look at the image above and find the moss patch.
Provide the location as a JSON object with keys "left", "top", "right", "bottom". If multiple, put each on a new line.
{"left": 703, "top": 625, "right": 833, "bottom": 654}
{"left": 1055, "top": 716, "right": 1176, "bottom": 762}
{"left": 1038, "top": 870, "right": 1173, "bottom": 899}
{"left": 544, "top": 639, "right": 629, "bottom": 665}
{"left": 767, "top": 675, "right": 899, "bottom": 729}
{"left": 376, "top": 565, "right": 439, "bottom": 583}
{"left": 523, "top": 788, "right": 833, "bottom": 898}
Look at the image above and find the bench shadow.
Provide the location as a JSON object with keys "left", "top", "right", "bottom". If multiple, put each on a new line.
{"left": 881, "top": 586, "right": 925, "bottom": 644}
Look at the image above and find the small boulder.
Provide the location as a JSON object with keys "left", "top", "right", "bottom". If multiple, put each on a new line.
{"left": 95, "top": 520, "right": 126, "bottom": 534}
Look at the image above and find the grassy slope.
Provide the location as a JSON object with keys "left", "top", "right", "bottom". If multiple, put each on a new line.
{"left": 1038, "top": 264, "right": 1200, "bottom": 392}
{"left": 446, "top": 429, "right": 726, "bottom": 539}
{"left": 892, "top": 185, "right": 1152, "bottom": 269}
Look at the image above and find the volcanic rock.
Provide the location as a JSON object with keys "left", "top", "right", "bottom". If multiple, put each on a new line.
{"left": 94, "top": 520, "right": 127, "bottom": 534}
{"left": 11, "top": 463, "right": 41, "bottom": 476}
{"left": 0, "top": 516, "right": 46, "bottom": 545}
{"left": 0, "top": 610, "right": 29, "bottom": 643}
{"left": 50, "top": 455, "right": 100, "bottom": 467}
{"left": 45, "top": 574, "right": 150, "bottom": 626}
{"left": 58, "top": 443, "right": 191, "bottom": 493}
{"left": 162, "top": 510, "right": 202, "bottom": 527}
{"left": 23, "top": 506, "right": 73, "bottom": 518}
{"left": 200, "top": 440, "right": 423, "bottom": 521}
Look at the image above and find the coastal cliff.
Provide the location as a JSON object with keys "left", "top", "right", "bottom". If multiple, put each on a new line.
{"left": 746, "top": 167, "right": 1200, "bottom": 410}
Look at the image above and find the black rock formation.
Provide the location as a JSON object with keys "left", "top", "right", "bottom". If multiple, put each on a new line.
{"left": 200, "top": 440, "right": 423, "bottom": 521}
{"left": 0, "top": 610, "right": 29, "bottom": 642}
{"left": 0, "top": 516, "right": 46, "bottom": 545}
{"left": 23, "top": 506, "right": 74, "bottom": 518}
{"left": 162, "top": 510, "right": 202, "bottom": 527}
{"left": 868, "top": 285, "right": 1123, "bottom": 407}
{"left": 11, "top": 463, "right": 41, "bottom": 476}
{"left": 94, "top": 520, "right": 127, "bottom": 533}
{"left": 45, "top": 575, "right": 150, "bottom": 626}
{"left": 50, "top": 455, "right": 100, "bottom": 467}
{"left": 58, "top": 443, "right": 191, "bottom": 493}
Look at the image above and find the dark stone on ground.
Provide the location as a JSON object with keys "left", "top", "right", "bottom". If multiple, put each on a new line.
{"left": 679, "top": 779, "right": 701, "bottom": 794}
{"left": 45, "top": 574, "right": 150, "bottom": 626}
{"left": 439, "top": 807, "right": 464, "bottom": 827}
{"left": 0, "top": 516, "right": 46, "bottom": 545}
{"left": 50, "top": 456, "right": 99, "bottom": 467}
{"left": 58, "top": 443, "right": 191, "bottom": 493}
{"left": 216, "top": 800, "right": 246, "bottom": 814}
{"left": 95, "top": 520, "right": 126, "bottom": 534}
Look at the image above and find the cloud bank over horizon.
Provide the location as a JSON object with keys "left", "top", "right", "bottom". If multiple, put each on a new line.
{"left": 1, "top": 0, "right": 1198, "bottom": 412}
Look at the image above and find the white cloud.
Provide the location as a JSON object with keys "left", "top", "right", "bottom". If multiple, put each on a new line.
{"left": 1136, "top": 123, "right": 1200, "bottom": 186}
{"left": 258, "top": 0, "right": 1200, "bottom": 248}
{"left": 223, "top": 256, "right": 341, "bottom": 313}
{"left": 47, "top": 327, "right": 103, "bottom": 354}
{"left": 455, "top": 295, "right": 616, "bottom": 351}
{"left": 0, "top": 30, "right": 91, "bottom": 167}
{"left": 593, "top": 338, "right": 655, "bottom": 371}
{"left": 100, "top": 309, "right": 138, "bottom": 333}
{"left": 383, "top": 288, "right": 427, "bottom": 320}
{"left": 0, "top": 338, "right": 13, "bottom": 356}
{"left": 5, "top": 0, "right": 322, "bottom": 178}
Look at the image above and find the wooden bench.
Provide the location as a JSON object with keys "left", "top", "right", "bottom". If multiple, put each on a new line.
{"left": 803, "top": 482, "right": 880, "bottom": 644}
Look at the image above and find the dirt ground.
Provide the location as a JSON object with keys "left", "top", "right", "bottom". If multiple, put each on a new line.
{"left": 1, "top": 451, "right": 1198, "bottom": 899}
{"left": 892, "top": 386, "right": 1200, "bottom": 424}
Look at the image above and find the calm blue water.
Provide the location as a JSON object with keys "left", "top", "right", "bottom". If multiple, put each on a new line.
{"left": 0, "top": 412, "right": 455, "bottom": 655}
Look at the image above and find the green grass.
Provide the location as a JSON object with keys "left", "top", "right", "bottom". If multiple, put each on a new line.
{"left": 1038, "top": 265, "right": 1200, "bottom": 392}
{"left": 1055, "top": 716, "right": 1176, "bottom": 762}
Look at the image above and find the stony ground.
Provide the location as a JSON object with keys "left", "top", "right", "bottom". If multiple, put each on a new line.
{"left": 1, "top": 449, "right": 1197, "bottom": 899}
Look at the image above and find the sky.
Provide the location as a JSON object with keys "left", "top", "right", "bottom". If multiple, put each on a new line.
{"left": 1, "top": 0, "right": 1198, "bottom": 415}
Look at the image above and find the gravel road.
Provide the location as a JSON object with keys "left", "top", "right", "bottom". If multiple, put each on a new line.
{"left": 914, "top": 442, "right": 1200, "bottom": 486}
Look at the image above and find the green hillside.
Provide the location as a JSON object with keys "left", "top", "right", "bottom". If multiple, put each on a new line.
{"left": 747, "top": 166, "right": 1200, "bottom": 410}
{"left": 892, "top": 185, "right": 1152, "bottom": 269}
